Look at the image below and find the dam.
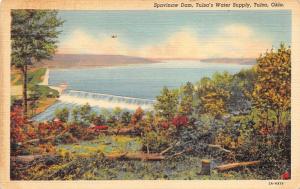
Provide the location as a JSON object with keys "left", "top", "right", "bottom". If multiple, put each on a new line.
{"left": 32, "top": 90, "right": 156, "bottom": 122}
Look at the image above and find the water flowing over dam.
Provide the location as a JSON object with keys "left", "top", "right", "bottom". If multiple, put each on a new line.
{"left": 59, "top": 90, "right": 155, "bottom": 110}
{"left": 32, "top": 90, "right": 156, "bottom": 122}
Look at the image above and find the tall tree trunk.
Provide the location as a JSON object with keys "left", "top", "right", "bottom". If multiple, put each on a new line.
{"left": 22, "top": 64, "right": 28, "bottom": 117}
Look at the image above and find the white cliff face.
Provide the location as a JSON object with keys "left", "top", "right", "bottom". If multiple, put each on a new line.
{"left": 39, "top": 68, "right": 49, "bottom": 85}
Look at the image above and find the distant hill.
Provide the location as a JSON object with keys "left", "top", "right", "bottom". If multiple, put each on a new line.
{"left": 200, "top": 58, "right": 256, "bottom": 65}
{"left": 152, "top": 57, "right": 256, "bottom": 65}
{"left": 37, "top": 54, "right": 256, "bottom": 68}
{"left": 38, "top": 54, "right": 159, "bottom": 68}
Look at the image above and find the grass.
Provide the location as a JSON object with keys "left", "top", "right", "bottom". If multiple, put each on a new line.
{"left": 12, "top": 67, "right": 47, "bottom": 86}
{"left": 57, "top": 135, "right": 142, "bottom": 156}
{"left": 11, "top": 67, "right": 59, "bottom": 117}
{"left": 33, "top": 98, "right": 58, "bottom": 115}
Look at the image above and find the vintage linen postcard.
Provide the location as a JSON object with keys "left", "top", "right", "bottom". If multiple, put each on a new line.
{"left": 0, "top": 0, "right": 300, "bottom": 188}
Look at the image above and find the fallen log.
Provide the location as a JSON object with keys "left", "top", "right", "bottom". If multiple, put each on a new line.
{"left": 106, "top": 152, "right": 128, "bottom": 160}
{"left": 106, "top": 152, "right": 165, "bottom": 161}
{"left": 127, "top": 152, "right": 165, "bottom": 161}
{"left": 22, "top": 129, "right": 69, "bottom": 145}
{"left": 11, "top": 155, "right": 43, "bottom": 163}
{"left": 215, "top": 160, "right": 260, "bottom": 172}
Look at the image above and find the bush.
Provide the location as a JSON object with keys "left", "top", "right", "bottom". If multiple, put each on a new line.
{"left": 172, "top": 115, "right": 189, "bottom": 128}
{"left": 55, "top": 107, "right": 69, "bottom": 122}
{"left": 54, "top": 132, "right": 78, "bottom": 144}
{"left": 93, "top": 115, "right": 106, "bottom": 125}
{"left": 11, "top": 105, "right": 28, "bottom": 144}
{"left": 141, "top": 131, "right": 169, "bottom": 153}
{"left": 235, "top": 130, "right": 290, "bottom": 179}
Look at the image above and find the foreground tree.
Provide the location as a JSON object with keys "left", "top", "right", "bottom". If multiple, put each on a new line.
{"left": 154, "top": 87, "right": 179, "bottom": 120}
{"left": 252, "top": 44, "right": 291, "bottom": 128}
{"left": 195, "top": 77, "right": 230, "bottom": 119}
{"left": 11, "top": 10, "right": 63, "bottom": 116}
{"left": 178, "top": 82, "right": 194, "bottom": 116}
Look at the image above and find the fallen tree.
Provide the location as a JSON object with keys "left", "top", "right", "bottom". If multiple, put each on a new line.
{"left": 215, "top": 160, "right": 261, "bottom": 172}
{"left": 105, "top": 152, "right": 166, "bottom": 161}
{"left": 11, "top": 155, "right": 43, "bottom": 163}
{"left": 22, "top": 129, "right": 70, "bottom": 145}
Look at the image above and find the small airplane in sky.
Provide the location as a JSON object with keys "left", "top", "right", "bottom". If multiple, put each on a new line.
{"left": 111, "top": 34, "right": 117, "bottom": 38}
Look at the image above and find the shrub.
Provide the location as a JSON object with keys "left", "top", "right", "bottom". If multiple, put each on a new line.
{"left": 141, "top": 131, "right": 169, "bottom": 153}
{"left": 131, "top": 107, "right": 144, "bottom": 125}
{"left": 93, "top": 115, "right": 106, "bottom": 125}
{"left": 172, "top": 115, "right": 189, "bottom": 128}
{"left": 55, "top": 107, "right": 69, "bottom": 122}
{"left": 11, "top": 106, "right": 27, "bottom": 144}
{"left": 121, "top": 111, "right": 132, "bottom": 126}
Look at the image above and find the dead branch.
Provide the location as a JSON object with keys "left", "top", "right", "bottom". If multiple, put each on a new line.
{"left": 160, "top": 141, "right": 180, "bottom": 155}
{"left": 126, "top": 152, "right": 165, "bottom": 161}
{"left": 207, "top": 144, "right": 231, "bottom": 153}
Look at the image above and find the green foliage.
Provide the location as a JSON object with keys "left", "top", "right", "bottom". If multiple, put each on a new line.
{"left": 141, "top": 130, "right": 168, "bottom": 153}
{"left": 235, "top": 68, "right": 257, "bottom": 101}
{"left": 195, "top": 76, "right": 230, "bottom": 119}
{"left": 178, "top": 82, "right": 194, "bottom": 116}
{"left": 112, "top": 107, "right": 122, "bottom": 121}
{"left": 121, "top": 111, "right": 132, "bottom": 126}
{"left": 11, "top": 10, "right": 64, "bottom": 67}
{"left": 13, "top": 68, "right": 47, "bottom": 85}
{"left": 54, "top": 107, "right": 69, "bottom": 122}
{"left": 154, "top": 86, "right": 179, "bottom": 120}
{"left": 71, "top": 107, "right": 80, "bottom": 123}
{"left": 79, "top": 103, "right": 93, "bottom": 125}
{"left": 93, "top": 115, "right": 106, "bottom": 125}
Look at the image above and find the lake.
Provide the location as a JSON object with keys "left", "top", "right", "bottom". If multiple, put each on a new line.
{"left": 49, "top": 60, "right": 251, "bottom": 99}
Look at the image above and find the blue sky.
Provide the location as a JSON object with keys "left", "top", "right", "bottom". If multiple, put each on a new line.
{"left": 57, "top": 10, "right": 291, "bottom": 59}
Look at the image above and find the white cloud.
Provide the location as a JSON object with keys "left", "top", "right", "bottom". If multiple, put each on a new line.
{"left": 58, "top": 29, "right": 128, "bottom": 55}
{"left": 206, "top": 24, "right": 272, "bottom": 58}
{"left": 138, "top": 29, "right": 203, "bottom": 59}
{"left": 58, "top": 24, "right": 272, "bottom": 59}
